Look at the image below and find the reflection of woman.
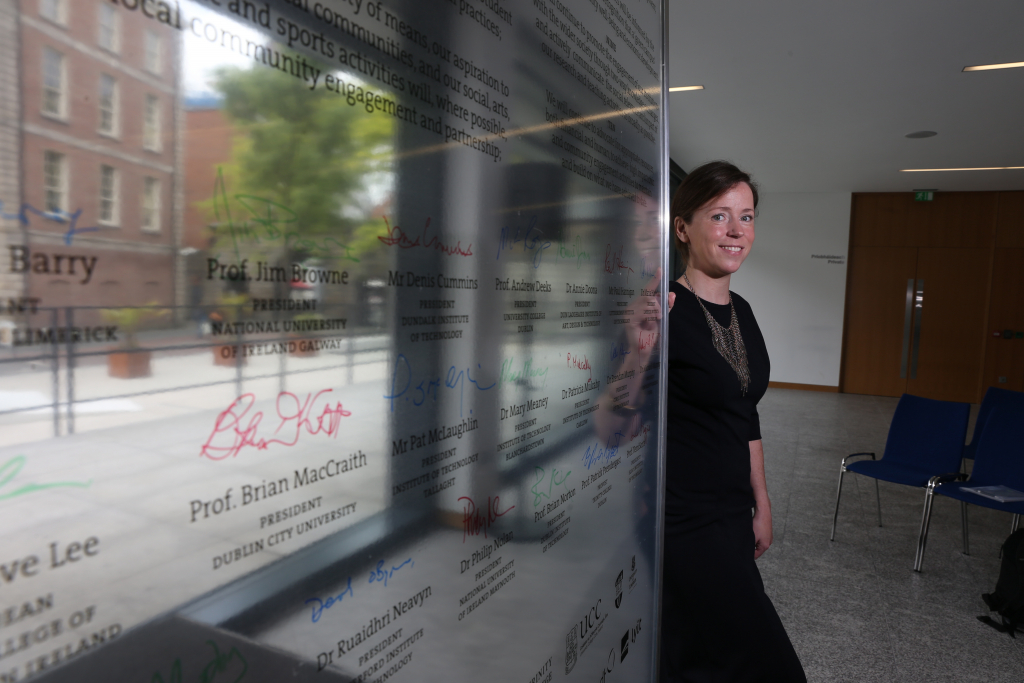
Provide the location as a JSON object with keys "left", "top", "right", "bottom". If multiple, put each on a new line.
{"left": 661, "top": 162, "right": 804, "bottom": 682}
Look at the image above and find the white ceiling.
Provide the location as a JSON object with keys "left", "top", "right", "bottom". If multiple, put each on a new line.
{"left": 667, "top": 0, "right": 1024, "bottom": 193}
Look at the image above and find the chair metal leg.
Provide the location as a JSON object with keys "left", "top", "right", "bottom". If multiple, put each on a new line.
{"left": 875, "top": 478, "right": 882, "bottom": 527}
{"left": 914, "top": 481, "right": 939, "bottom": 572}
{"left": 1013, "top": 514, "right": 1021, "bottom": 534}
{"left": 960, "top": 501, "right": 970, "bottom": 556}
{"left": 830, "top": 464, "right": 846, "bottom": 541}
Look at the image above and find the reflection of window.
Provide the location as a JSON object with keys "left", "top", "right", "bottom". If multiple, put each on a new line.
{"left": 144, "top": 31, "right": 161, "bottom": 75}
{"left": 99, "top": 165, "right": 118, "bottom": 225}
{"left": 141, "top": 177, "right": 160, "bottom": 232}
{"left": 98, "top": 74, "right": 117, "bottom": 135}
{"left": 44, "top": 151, "right": 66, "bottom": 214}
{"left": 98, "top": 4, "right": 118, "bottom": 52}
{"left": 42, "top": 47, "right": 65, "bottom": 117}
{"left": 39, "top": 0, "right": 65, "bottom": 24}
{"left": 143, "top": 94, "right": 160, "bottom": 151}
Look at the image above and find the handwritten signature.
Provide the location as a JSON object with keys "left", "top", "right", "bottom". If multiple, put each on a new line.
{"left": 150, "top": 640, "right": 248, "bottom": 683}
{"left": 384, "top": 354, "right": 495, "bottom": 416}
{"left": 200, "top": 390, "right": 351, "bottom": 460}
{"left": 638, "top": 330, "right": 657, "bottom": 351}
{"left": 531, "top": 466, "right": 571, "bottom": 507}
{"left": 604, "top": 244, "right": 634, "bottom": 281}
{"left": 368, "top": 557, "right": 414, "bottom": 588}
{"left": 459, "top": 495, "right": 514, "bottom": 542}
{"left": 212, "top": 167, "right": 359, "bottom": 262}
{"left": 0, "top": 200, "right": 99, "bottom": 245}
{"left": 496, "top": 215, "right": 551, "bottom": 268}
{"left": 583, "top": 432, "right": 624, "bottom": 470}
{"left": 557, "top": 234, "right": 590, "bottom": 269}
{"left": 378, "top": 216, "right": 472, "bottom": 256}
{"left": 611, "top": 342, "right": 631, "bottom": 363}
{"left": 306, "top": 576, "right": 354, "bottom": 624}
{"left": 498, "top": 356, "right": 548, "bottom": 388}
{"left": 567, "top": 352, "right": 592, "bottom": 380}
{"left": 0, "top": 456, "right": 91, "bottom": 502}
{"left": 640, "top": 255, "right": 657, "bottom": 278}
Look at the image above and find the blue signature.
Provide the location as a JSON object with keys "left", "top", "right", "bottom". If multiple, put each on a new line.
{"left": 384, "top": 354, "right": 495, "bottom": 416}
{"left": 640, "top": 255, "right": 658, "bottom": 278}
{"left": 611, "top": 342, "right": 631, "bottom": 363}
{"left": 496, "top": 215, "right": 551, "bottom": 268}
{"left": 305, "top": 576, "right": 354, "bottom": 624}
{"left": 0, "top": 200, "right": 99, "bottom": 245}
{"left": 368, "top": 558, "right": 413, "bottom": 588}
{"left": 583, "top": 432, "right": 624, "bottom": 470}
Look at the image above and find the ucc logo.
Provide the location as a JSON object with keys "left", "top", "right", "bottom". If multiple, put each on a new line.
{"left": 580, "top": 598, "right": 603, "bottom": 639}
{"left": 565, "top": 598, "right": 604, "bottom": 675}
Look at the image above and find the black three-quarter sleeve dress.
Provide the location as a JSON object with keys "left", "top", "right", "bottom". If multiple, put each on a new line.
{"left": 660, "top": 280, "right": 805, "bottom": 683}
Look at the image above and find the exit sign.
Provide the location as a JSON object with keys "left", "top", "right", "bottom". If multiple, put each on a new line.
{"left": 914, "top": 190, "right": 935, "bottom": 201}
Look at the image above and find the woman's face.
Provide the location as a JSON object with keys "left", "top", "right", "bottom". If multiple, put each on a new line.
{"left": 674, "top": 183, "right": 755, "bottom": 278}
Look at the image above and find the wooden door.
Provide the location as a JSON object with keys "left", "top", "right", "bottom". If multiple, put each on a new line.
{"left": 905, "top": 249, "right": 991, "bottom": 402}
{"left": 842, "top": 246, "right": 918, "bottom": 396}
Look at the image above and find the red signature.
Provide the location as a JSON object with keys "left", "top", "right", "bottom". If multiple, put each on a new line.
{"left": 630, "top": 416, "right": 650, "bottom": 442}
{"left": 458, "top": 495, "right": 515, "bottom": 542}
{"left": 638, "top": 330, "right": 656, "bottom": 351}
{"left": 604, "top": 244, "right": 634, "bottom": 280}
{"left": 567, "top": 352, "right": 592, "bottom": 380}
{"left": 200, "top": 390, "right": 351, "bottom": 460}
{"left": 378, "top": 216, "right": 473, "bottom": 257}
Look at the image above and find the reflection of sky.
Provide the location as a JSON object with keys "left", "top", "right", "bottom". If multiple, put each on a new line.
{"left": 181, "top": 2, "right": 264, "bottom": 101}
{"left": 179, "top": 1, "right": 392, "bottom": 210}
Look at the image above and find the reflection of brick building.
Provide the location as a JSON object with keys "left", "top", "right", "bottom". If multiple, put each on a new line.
{"left": 182, "top": 103, "right": 234, "bottom": 312}
{"left": 184, "top": 105, "right": 233, "bottom": 251}
{"left": 3, "top": 0, "right": 182, "bottom": 320}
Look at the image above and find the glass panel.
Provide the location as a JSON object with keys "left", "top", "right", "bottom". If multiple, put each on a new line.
{"left": 1, "top": 1, "right": 667, "bottom": 681}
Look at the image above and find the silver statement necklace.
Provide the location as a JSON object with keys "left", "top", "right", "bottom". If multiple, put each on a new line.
{"left": 682, "top": 270, "right": 750, "bottom": 395}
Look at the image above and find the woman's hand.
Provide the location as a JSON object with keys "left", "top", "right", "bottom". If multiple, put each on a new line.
{"left": 753, "top": 505, "right": 773, "bottom": 559}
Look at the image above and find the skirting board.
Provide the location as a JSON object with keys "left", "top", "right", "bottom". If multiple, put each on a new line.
{"left": 768, "top": 381, "right": 840, "bottom": 393}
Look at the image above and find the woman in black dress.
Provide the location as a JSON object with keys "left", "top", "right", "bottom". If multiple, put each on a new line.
{"left": 661, "top": 161, "right": 805, "bottom": 682}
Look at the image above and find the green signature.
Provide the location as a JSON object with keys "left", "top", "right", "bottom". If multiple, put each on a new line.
{"left": 152, "top": 640, "right": 248, "bottom": 683}
{"left": 0, "top": 456, "right": 91, "bottom": 501}
{"left": 212, "top": 167, "right": 359, "bottom": 263}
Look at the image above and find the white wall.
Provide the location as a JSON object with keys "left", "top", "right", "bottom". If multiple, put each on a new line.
{"left": 729, "top": 192, "right": 851, "bottom": 387}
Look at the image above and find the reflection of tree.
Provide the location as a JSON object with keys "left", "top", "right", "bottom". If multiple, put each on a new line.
{"left": 209, "top": 64, "right": 393, "bottom": 265}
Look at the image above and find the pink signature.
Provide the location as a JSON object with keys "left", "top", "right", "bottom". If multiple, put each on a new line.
{"left": 378, "top": 216, "right": 473, "bottom": 257}
{"left": 200, "top": 390, "right": 351, "bottom": 460}
{"left": 567, "top": 352, "right": 592, "bottom": 380}
{"left": 458, "top": 495, "right": 515, "bottom": 542}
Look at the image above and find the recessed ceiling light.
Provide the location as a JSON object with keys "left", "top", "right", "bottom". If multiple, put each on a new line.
{"left": 669, "top": 86, "right": 704, "bottom": 92}
{"left": 905, "top": 131, "right": 937, "bottom": 139}
{"left": 963, "top": 61, "right": 1024, "bottom": 72}
{"left": 900, "top": 166, "right": 1024, "bottom": 172}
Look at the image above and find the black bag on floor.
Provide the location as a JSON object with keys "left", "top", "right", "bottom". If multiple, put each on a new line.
{"left": 978, "top": 528, "right": 1024, "bottom": 637}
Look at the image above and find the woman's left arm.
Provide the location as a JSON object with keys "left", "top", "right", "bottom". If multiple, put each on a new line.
{"left": 750, "top": 439, "right": 772, "bottom": 559}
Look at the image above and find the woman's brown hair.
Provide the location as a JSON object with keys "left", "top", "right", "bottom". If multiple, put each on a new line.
{"left": 671, "top": 161, "right": 758, "bottom": 267}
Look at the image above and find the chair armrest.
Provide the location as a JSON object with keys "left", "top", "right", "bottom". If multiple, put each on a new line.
{"left": 842, "top": 452, "right": 876, "bottom": 468}
{"left": 927, "top": 472, "right": 968, "bottom": 489}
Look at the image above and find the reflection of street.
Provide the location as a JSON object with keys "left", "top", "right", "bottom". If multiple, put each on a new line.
{"left": 0, "top": 340, "right": 392, "bottom": 670}
{"left": 0, "top": 333, "right": 388, "bottom": 448}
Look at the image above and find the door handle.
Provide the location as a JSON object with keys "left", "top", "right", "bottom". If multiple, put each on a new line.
{"left": 910, "top": 279, "right": 924, "bottom": 379}
{"left": 900, "top": 278, "right": 913, "bottom": 379}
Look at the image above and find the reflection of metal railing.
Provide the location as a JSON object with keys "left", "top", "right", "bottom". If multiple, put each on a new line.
{"left": 0, "top": 305, "right": 388, "bottom": 437}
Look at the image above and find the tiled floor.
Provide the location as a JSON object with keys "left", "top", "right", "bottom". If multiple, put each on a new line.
{"left": 755, "top": 389, "right": 1024, "bottom": 682}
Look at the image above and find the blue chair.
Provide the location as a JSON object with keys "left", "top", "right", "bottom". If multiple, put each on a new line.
{"left": 830, "top": 394, "right": 970, "bottom": 545}
{"left": 916, "top": 405, "right": 1024, "bottom": 572}
{"left": 963, "top": 387, "right": 1024, "bottom": 462}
